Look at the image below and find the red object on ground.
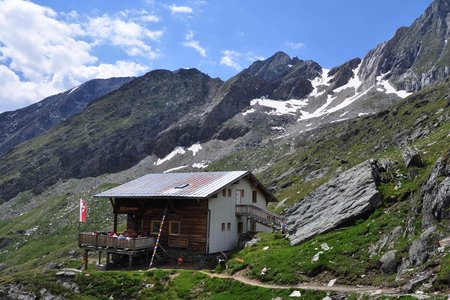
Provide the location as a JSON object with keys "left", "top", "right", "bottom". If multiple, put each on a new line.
{"left": 177, "top": 257, "right": 183, "bottom": 265}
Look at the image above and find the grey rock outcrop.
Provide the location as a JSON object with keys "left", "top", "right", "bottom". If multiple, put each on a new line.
{"left": 358, "top": 0, "right": 450, "bottom": 92}
{"left": 421, "top": 152, "right": 450, "bottom": 228}
{"left": 403, "top": 147, "right": 424, "bottom": 168}
{"left": 286, "top": 160, "right": 382, "bottom": 245}
{"left": 380, "top": 250, "right": 400, "bottom": 275}
{"left": 409, "top": 226, "right": 442, "bottom": 265}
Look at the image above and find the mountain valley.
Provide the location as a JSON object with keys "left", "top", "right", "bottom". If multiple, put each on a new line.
{"left": 0, "top": 0, "right": 450, "bottom": 299}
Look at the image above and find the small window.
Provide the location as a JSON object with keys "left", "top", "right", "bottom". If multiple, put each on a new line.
{"left": 151, "top": 220, "right": 161, "bottom": 234}
{"left": 169, "top": 221, "right": 181, "bottom": 235}
{"left": 227, "top": 222, "right": 231, "bottom": 231}
{"left": 175, "top": 183, "right": 189, "bottom": 189}
{"left": 252, "top": 191, "right": 257, "bottom": 203}
{"left": 221, "top": 223, "right": 225, "bottom": 232}
{"left": 241, "top": 190, "right": 244, "bottom": 197}
{"left": 227, "top": 189, "right": 232, "bottom": 197}
{"left": 222, "top": 189, "right": 227, "bottom": 197}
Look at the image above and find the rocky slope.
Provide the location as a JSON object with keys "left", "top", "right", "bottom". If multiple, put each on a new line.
{"left": 359, "top": 0, "right": 450, "bottom": 92}
{"left": 1, "top": 0, "right": 449, "bottom": 206}
{"left": 0, "top": 77, "right": 448, "bottom": 296}
{"left": 0, "top": 77, "right": 133, "bottom": 156}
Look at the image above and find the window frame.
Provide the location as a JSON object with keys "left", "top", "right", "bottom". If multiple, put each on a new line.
{"left": 151, "top": 220, "right": 161, "bottom": 234}
{"left": 169, "top": 221, "right": 181, "bottom": 236}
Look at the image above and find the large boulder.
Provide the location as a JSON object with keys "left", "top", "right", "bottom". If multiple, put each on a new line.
{"left": 402, "top": 147, "right": 424, "bottom": 168}
{"left": 421, "top": 152, "right": 450, "bottom": 228}
{"left": 380, "top": 250, "right": 400, "bottom": 274}
{"left": 286, "top": 160, "right": 382, "bottom": 245}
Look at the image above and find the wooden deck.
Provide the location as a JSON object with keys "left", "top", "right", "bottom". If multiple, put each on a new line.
{"left": 79, "top": 233, "right": 155, "bottom": 254}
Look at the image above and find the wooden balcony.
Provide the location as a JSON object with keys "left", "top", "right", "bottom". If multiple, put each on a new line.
{"left": 236, "top": 205, "right": 283, "bottom": 228}
{"left": 79, "top": 233, "right": 155, "bottom": 254}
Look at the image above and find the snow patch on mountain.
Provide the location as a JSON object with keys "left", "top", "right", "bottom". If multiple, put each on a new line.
{"left": 163, "top": 166, "right": 187, "bottom": 173}
{"left": 192, "top": 162, "right": 209, "bottom": 168}
{"left": 310, "top": 68, "right": 331, "bottom": 97}
{"left": 376, "top": 74, "right": 411, "bottom": 98}
{"left": 242, "top": 108, "right": 255, "bottom": 116}
{"left": 298, "top": 94, "right": 335, "bottom": 121}
{"left": 333, "top": 64, "right": 362, "bottom": 93}
{"left": 67, "top": 86, "right": 80, "bottom": 95}
{"left": 188, "top": 143, "right": 202, "bottom": 156}
{"left": 155, "top": 147, "right": 186, "bottom": 165}
{"left": 248, "top": 97, "right": 309, "bottom": 116}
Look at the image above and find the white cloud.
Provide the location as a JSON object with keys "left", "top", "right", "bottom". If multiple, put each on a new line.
{"left": 220, "top": 50, "right": 265, "bottom": 72}
{"left": 168, "top": 5, "right": 193, "bottom": 14}
{"left": 286, "top": 41, "right": 305, "bottom": 50}
{"left": 0, "top": 0, "right": 152, "bottom": 112}
{"left": 141, "top": 14, "right": 160, "bottom": 22}
{"left": 220, "top": 50, "right": 242, "bottom": 70}
{"left": 182, "top": 30, "right": 206, "bottom": 57}
{"left": 86, "top": 14, "right": 163, "bottom": 58}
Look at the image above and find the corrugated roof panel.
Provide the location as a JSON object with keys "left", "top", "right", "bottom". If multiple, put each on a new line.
{"left": 95, "top": 171, "right": 249, "bottom": 199}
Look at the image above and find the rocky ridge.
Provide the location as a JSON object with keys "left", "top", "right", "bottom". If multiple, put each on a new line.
{"left": 358, "top": 0, "right": 450, "bottom": 92}
{"left": 0, "top": 77, "right": 133, "bottom": 156}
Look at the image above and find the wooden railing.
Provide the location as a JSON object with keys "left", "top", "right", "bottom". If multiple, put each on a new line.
{"left": 79, "top": 233, "right": 155, "bottom": 252}
{"left": 236, "top": 205, "right": 283, "bottom": 228}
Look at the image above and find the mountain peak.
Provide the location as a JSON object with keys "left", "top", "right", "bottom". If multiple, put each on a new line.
{"left": 245, "top": 51, "right": 298, "bottom": 81}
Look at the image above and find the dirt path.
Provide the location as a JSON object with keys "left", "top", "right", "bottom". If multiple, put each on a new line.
{"left": 199, "top": 270, "right": 401, "bottom": 296}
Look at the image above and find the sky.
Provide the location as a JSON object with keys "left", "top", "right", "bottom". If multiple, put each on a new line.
{"left": 0, "top": 0, "right": 433, "bottom": 113}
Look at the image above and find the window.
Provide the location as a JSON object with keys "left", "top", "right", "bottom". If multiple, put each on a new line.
{"left": 221, "top": 223, "right": 225, "bottom": 232}
{"left": 227, "top": 222, "right": 231, "bottom": 231}
{"left": 252, "top": 191, "right": 257, "bottom": 203}
{"left": 241, "top": 190, "right": 244, "bottom": 197}
{"left": 151, "top": 220, "right": 161, "bottom": 234}
{"left": 227, "top": 189, "right": 232, "bottom": 197}
{"left": 222, "top": 189, "right": 227, "bottom": 197}
{"left": 169, "top": 221, "right": 181, "bottom": 235}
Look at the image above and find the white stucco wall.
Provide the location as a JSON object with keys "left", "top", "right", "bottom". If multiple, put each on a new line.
{"left": 207, "top": 177, "right": 271, "bottom": 253}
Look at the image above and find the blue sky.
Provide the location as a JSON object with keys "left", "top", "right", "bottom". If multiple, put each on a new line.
{"left": 0, "top": 0, "right": 433, "bottom": 112}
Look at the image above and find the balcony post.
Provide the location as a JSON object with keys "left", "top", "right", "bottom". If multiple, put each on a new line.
{"left": 113, "top": 213, "right": 118, "bottom": 233}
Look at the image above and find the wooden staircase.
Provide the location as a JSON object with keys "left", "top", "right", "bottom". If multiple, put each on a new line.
{"left": 236, "top": 205, "right": 283, "bottom": 228}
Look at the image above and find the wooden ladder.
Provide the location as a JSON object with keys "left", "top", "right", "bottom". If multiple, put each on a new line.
{"left": 148, "top": 203, "right": 168, "bottom": 268}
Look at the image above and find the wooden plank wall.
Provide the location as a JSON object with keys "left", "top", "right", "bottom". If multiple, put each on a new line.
{"left": 120, "top": 198, "right": 208, "bottom": 253}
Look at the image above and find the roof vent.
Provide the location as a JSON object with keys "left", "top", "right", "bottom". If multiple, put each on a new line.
{"left": 175, "top": 183, "right": 190, "bottom": 189}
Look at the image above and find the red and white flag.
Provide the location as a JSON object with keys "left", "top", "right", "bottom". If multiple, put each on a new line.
{"left": 79, "top": 199, "right": 87, "bottom": 223}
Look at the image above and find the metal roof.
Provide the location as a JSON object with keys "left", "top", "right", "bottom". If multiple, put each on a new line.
{"left": 95, "top": 171, "right": 260, "bottom": 199}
